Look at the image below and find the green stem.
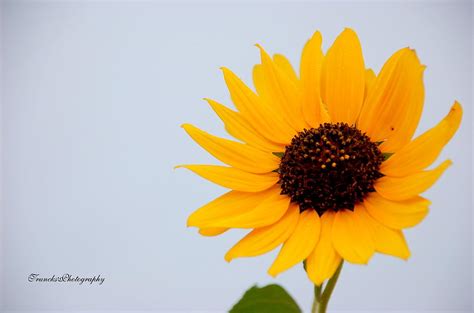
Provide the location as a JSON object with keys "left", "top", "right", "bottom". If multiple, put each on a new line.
{"left": 311, "top": 261, "right": 344, "bottom": 313}
{"left": 311, "top": 283, "right": 323, "bottom": 313}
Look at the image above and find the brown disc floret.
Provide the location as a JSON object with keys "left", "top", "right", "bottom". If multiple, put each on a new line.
{"left": 278, "top": 123, "right": 384, "bottom": 216}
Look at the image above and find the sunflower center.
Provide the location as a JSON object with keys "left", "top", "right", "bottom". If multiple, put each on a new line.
{"left": 278, "top": 123, "right": 384, "bottom": 216}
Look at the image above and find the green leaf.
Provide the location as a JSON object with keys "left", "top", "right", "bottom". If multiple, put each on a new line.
{"left": 272, "top": 152, "right": 285, "bottom": 158}
{"left": 229, "top": 284, "right": 302, "bottom": 313}
{"left": 382, "top": 152, "right": 394, "bottom": 160}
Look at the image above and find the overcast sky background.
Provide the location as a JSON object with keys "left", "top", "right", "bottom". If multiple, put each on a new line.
{"left": 1, "top": 1, "right": 472, "bottom": 312}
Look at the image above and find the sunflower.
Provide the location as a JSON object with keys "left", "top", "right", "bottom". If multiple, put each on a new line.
{"left": 178, "top": 28, "right": 462, "bottom": 286}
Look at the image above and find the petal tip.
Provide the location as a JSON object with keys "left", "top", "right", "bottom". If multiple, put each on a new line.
{"left": 308, "top": 273, "right": 324, "bottom": 286}
{"left": 402, "top": 253, "right": 411, "bottom": 261}
{"left": 254, "top": 44, "right": 270, "bottom": 60}
{"left": 452, "top": 101, "right": 463, "bottom": 112}
{"left": 313, "top": 280, "right": 323, "bottom": 287}
{"left": 203, "top": 98, "right": 217, "bottom": 107}
{"left": 186, "top": 214, "right": 199, "bottom": 227}
{"left": 343, "top": 27, "right": 355, "bottom": 33}
{"left": 224, "top": 253, "right": 233, "bottom": 263}
{"left": 339, "top": 27, "right": 360, "bottom": 41}
{"left": 220, "top": 67, "right": 231, "bottom": 75}
{"left": 267, "top": 268, "right": 278, "bottom": 278}
{"left": 310, "top": 30, "right": 322, "bottom": 40}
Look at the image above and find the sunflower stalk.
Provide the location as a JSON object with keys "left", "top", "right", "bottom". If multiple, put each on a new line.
{"left": 311, "top": 261, "right": 344, "bottom": 313}
{"left": 311, "top": 283, "right": 323, "bottom": 313}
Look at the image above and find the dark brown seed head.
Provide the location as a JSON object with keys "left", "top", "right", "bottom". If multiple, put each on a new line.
{"left": 278, "top": 123, "right": 384, "bottom": 216}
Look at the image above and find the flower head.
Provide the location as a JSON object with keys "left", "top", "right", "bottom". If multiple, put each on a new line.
{"left": 179, "top": 28, "right": 462, "bottom": 285}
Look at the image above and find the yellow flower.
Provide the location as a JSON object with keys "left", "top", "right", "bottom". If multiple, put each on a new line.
{"left": 178, "top": 28, "right": 462, "bottom": 286}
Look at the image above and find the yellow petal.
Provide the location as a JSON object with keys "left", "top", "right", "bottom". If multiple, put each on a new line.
{"left": 268, "top": 209, "right": 321, "bottom": 277}
{"left": 306, "top": 211, "right": 342, "bottom": 286}
{"left": 273, "top": 54, "right": 298, "bottom": 84}
{"left": 221, "top": 67, "right": 294, "bottom": 144}
{"left": 321, "top": 28, "right": 365, "bottom": 124}
{"left": 252, "top": 63, "right": 282, "bottom": 120}
{"left": 256, "top": 45, "right": 308, "bottom": 131}
{"left": 300, "top": 31, "right": 326, "bottom": 127}
{"left": 381, "top": 102, "right": 463, "bottom": 177}
{"left": 182, "top": 124, "right": 279, "bottom": 174}
{"left": 375, "top": 159, "right": 452, "bottom": 201}
{"left": 319, "top": 105, "right": 331, "bottom": 124}
{"left": 358, "top": 204, "right": 410, "bottom": 259}
{"left": 187, "top": 186, "right": 290, "bottom": 229}
{"left": 199, "top": 228, "right": 228, "bottom": 237}
{"left": 332, "top": 207, "right": 374, "bottom": 264}
{"left": 364, "top": 68, "right": 376, "bottom": 100}
{"left": 177, "top": 165, "right": 278, "bottom": 192}
{"left": 224, "top": 203, "right": 300, "bottom": 262}
{"left": 364, "top": 191, "right": 430, "bottom": 229}
{"left": 358, "top": 48, "right": 425, "bottom": 152}
{"left": 206, "top": 98, "right": 285, "bottom": 152}
{"left": 188, "top": 190, "right": 268, "bottom": 227}
{"left": 252, "top": 64, "right": 267, "bottom": 100}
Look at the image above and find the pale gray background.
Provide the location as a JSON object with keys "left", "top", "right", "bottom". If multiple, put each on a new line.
{"left": 1, "top": 1, "right": 472, "bottom": 312}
